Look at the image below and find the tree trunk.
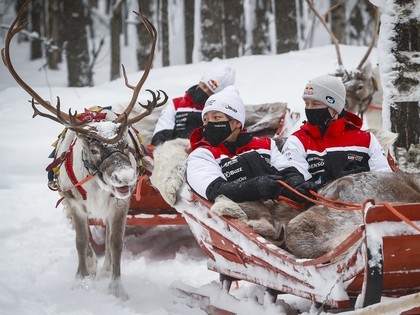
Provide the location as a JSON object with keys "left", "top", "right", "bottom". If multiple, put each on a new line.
{"left": 160, "top": 0, "right": 169, "bottom": 67}
{"left": 330, "top": 0, "right": 345, "bottom": 44}
{"left": 184, "top": 0, "right": 194, "bottom": 64}
{"left": 136, "top": 0, "right": 153, "bottom": 70}
{"left": 391, "top": 102, "right": 419, "bottom": 149}
{"left": 111, "top": 1, "right": 123, "bottom": 81}
{"left": 275, "top": 0, "right": 298, "bottom": 53}
{"left": 251, "top": 0, "right": 271, "bottom": 55}
{"left": 378, "top": 0, "right": 420, "bottom": 153}
{"left": 200, "top": 0, "right": 223, "bottom": 61}
{"left": 223, "top": 0, "right": 244, "bottom": 58}
{"left": 47, "top": 0, "right": 61, "bottom": 69}
{"left": 63, "top": 0, "right": 92, "bottom": 87}
{"left": 30, "top": 0, "right": 43, "bottom": 60}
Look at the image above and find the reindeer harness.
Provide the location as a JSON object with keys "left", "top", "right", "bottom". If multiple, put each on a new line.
{"left": 46, "top": 107, "right": 146, "bottom": 201}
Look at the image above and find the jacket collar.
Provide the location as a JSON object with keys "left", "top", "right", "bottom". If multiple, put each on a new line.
{"left": 301, "top": 111, "right": 363, "bottom": 139}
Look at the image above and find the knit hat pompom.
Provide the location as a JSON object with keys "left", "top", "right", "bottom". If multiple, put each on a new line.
{"left": 302, "top": 75, "right": 346, "bottom": 113}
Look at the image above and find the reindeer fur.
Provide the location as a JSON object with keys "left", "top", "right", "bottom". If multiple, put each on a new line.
{"left": 149, "top": 138, "right": 190, "bottom": 206}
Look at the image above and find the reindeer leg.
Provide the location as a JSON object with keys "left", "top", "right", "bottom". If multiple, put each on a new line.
{"left": 99, "top": 222, "right": 112, "bottom": 279}
{"left": 106, "top": 201, "right": 129, "bottom": 300}
{"left": 71, "top": 204, "right": 97, "bottom": 289}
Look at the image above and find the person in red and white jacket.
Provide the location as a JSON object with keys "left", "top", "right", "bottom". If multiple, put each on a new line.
{"left": 281, "top": 74, "right": 392, "bottom": 188}
{"left": 187, "top": 86, "right": 316, "bottom": 203}
{"left": 151, "top": 64, "right": 236, "bottom": 146}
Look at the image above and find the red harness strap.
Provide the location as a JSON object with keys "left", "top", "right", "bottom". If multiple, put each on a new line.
{"left": 65, "top": 140, "right": 88, "bottom": 200}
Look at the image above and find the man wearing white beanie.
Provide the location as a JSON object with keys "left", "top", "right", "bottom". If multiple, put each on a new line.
{"left": 151, "top": 64, "right": 236, "bottom": 146}
{"left": 187, "top": 85, "right": 314, "bottom": 203}
{"left": 282, "top": 74, "right": 391, "bottom": 188}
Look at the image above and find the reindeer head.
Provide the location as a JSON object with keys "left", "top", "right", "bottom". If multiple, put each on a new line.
{"left": 338, "top": 61, "right": 377, "bottom": 114}
{"left": 306, "top": 0, "right": 380, "bottom": 116}
{"left": 77, "top": 120, "right": 137, "bottom": 199}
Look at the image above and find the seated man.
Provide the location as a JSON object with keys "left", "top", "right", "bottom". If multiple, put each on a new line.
{"left": 186, "top": 85, "right": 315, "bottom": 204}
{"left": 151, "top": 64, "right": 236, "bottom": 146}
{"left": 281, "top": 74, "right": 392, "bottom": 187}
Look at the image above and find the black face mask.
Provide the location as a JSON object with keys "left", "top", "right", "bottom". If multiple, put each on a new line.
{"left": 305, "top": 108, "right": 333, "bottom": 135}
{"left": 187, "top": 85, "right": 209, "bottom": 106}
{"left": 202, "top": 121, "right": 233, "bottom": 146}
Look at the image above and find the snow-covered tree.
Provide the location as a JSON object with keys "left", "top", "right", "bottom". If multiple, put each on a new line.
{"left": 377, "top": 0, "right": 420, "bottom": 151}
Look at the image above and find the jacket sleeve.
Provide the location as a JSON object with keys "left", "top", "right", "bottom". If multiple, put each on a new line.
{"left": 281, "top": 135, "right": 312, "bottom": 180}
{"left": 151, "top": 130, "right": 175, "bottom": 146}
{"left": 153, "top": 99, "right": 176, "bottom": 134}
{"left": 186, "top": 147, "right": 226, "bottom": 200}
{"left": 367, "top": 132, "right": 392, "bottom": 172}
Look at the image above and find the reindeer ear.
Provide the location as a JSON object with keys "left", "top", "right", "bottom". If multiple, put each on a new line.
{"left": 361, "top": 61, "right": 373, "bottom": 77}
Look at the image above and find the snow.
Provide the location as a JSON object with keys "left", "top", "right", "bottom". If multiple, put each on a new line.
{"left": 0, "top": 34, "right": 410, "bottom": 314}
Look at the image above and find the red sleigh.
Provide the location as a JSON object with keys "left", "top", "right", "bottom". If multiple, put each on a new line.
{"left": 170, "top": 184, "right": 420, "bottom": 313}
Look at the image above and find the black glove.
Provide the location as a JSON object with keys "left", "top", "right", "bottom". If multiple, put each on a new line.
{"left": 276, "top": 166, "right": 305, "bottom": 187}
{"left": 339, "top": 161, "right": 369, "bottom": 177}
{"left": 289, "top": 180, "right": 319, "bottom": 204}
{"left": 206, "top": 175, "right": 285, "bottom": 202}
{"left": 255, "top": 175, "right": 286, "bottom": 200}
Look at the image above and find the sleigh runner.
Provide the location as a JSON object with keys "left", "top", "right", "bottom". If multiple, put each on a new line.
{"left": 171, "top": 184, "right": 420, "bottom": 312}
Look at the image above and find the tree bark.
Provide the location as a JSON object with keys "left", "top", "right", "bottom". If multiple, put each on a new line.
{"left": 379, "top": 0, "right": 420, "bottom": 150}
{"left": 160, "top": 0, "right": 169, "bottom": 67}
{"left": 184, "top": 0, "right": 194, "bottom": 64}
{"left": 47, "top": 0, "right": 62, "bottom": 69}
{"left": 63, "top": 0, "right": 92, "bottom": 87}
{"left": 330, "top": 0, "right": 345, "bottom": 44}
{"left": 223, "top": 0, "right": 244, "bottom": 58}
{"left": 136, "top": 0, "right": 153, "bottom": 71}
{"left": 30, "top": 0, "right": 43, "bottom": 60}
{"left": 251, "top": 0, "right": 271, "bottom": 55}
{"left": 111, "top": 1, "right": 123, "bottom": 81}
{"left": 275, "top": 0, "right": 298, "bottom": 53}
{"left": 200, "top": 0, "right": 223, "bottom": 61}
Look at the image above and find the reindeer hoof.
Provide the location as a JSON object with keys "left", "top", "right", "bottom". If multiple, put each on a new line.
{"left": 108, "top": 279, "right": 129, "bottom": 301}
{"left": 72, "top": 275, "right": 96, "bottom": 291}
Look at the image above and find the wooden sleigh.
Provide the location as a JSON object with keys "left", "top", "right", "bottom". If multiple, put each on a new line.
{"left": 172, "top": 184, "right": 420, "bottom": 313}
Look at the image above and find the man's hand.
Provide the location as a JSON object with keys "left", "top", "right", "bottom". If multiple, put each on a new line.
{"left": 282, "top": 180, "right": 319, "bottom": 204}
{"left": 255, "top": 175, "right": 285, "bottom": 200}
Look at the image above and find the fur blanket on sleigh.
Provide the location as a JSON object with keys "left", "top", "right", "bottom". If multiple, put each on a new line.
{"left": 149, "top": 136, "right": 420, "bottom": 259}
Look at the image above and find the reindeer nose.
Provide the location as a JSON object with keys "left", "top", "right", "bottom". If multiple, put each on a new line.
{"left": 112, "top": 168, "right": 137, "bottom": 185}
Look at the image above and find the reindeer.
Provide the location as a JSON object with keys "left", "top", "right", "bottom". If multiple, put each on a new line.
{"left": 2, "top": 1, "right": 166, "bottom": 300}
{"left": 306, "top": 0, "right": 383, "bottom": 129}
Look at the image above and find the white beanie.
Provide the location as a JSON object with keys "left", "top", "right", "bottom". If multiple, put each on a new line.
{"left": 201, "top": 85, "right": 245, "bottom": 127}
{"left": 200, "top": 64, "right": 236, "bottom": 94}
{"left": 302, "top": 75, "right": 346, "bottom": 113}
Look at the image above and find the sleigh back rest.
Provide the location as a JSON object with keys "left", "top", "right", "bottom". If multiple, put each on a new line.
{"left": 347, "top": 202, "right": 420, "bottom": 297}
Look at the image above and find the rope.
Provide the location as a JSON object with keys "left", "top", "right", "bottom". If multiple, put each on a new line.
{"left": 61, "top": 174, "right": 94, "bottom": 194}
{"left": 380, "top": 202, "right": 420, "bottom": 233}
{"left": 275, "top": 179, "right": 362, "bottom": 211}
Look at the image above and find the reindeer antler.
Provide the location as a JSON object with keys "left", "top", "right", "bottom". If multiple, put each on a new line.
{"left": 1, "top": 0, "right": 71, "bottom": 123}
{"left": 117, "top": 10, "right": 167, "bottom": 124}
{"left": 306, "top": 0, "right": 344, "bottom": 70}
{"left": 357, "top": 6, "right": 380, "bottom": 70}
{"left": 307, "top": 0, "right": 380, "bottom": 73}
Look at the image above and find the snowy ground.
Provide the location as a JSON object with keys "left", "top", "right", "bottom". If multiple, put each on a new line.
{"left": 0, "top": 38, "right": 400, "bottom": 315}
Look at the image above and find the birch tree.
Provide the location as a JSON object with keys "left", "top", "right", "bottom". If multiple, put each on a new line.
{"left": 377, "top": 0, "right": 420, "bottom": 153}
